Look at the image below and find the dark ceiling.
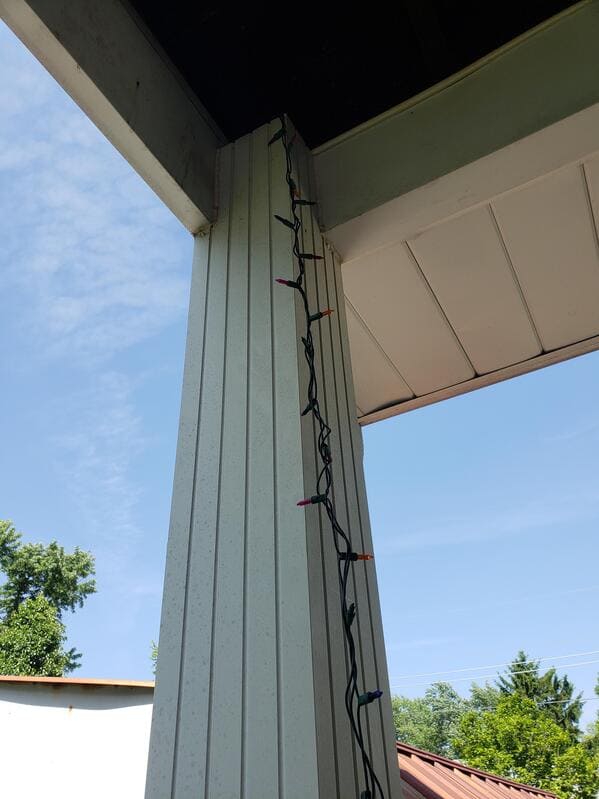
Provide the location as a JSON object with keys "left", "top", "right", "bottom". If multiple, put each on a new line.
{"left": 129, "top": 0, "right": 578, "bottom": 149}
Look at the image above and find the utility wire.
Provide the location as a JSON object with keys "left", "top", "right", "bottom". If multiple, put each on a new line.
{"left": 270, "top": 116, "right": 386, "bottom": 799}
{"left": 391, "top": 658, "right": 599, "bottom": 689}
{"left": 458, "top": 697, "right": 599, "bottom": 714}
{"left": 392, "top": 649, "right": 599, "bottom": 681}
{"left": 422, "top": 696, "right": 599, "bottom": 716}
{"left": 532, "top": 696, "right": 598, "bottom": 705}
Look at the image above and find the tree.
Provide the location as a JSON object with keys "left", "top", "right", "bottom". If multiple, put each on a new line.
{"left": 392, "top": 694, "right": 434, "bottom": 750}
{"left": 541, "top": 670, "right": 584, "bottom": 738}
{"left": 0, "top": 595, "right": 78, "bottom": 675}
{"left": 469, "top": 682, "right": 500, "bottom": 712}
{"left": 453, "top": 693, "right": 599, "bottom": 799}
{"left": 497, "top": 650, "right": 583, "bottom": 738}
{"left": 393, "top": 682, "right": 469, "bottom": 758}
{"left": 0, "top": 520, "right": 96, "bottom": 675}
{"left": 583, "top": 675, "right": 599, "bottom": 756}
{"left": 0, "top": 520, "right": 95, "bottom": 617}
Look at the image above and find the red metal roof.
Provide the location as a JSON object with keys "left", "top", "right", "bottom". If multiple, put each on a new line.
{"left": 0, "top": 675, "right": 154, "bottom": 689}
{"left": 397, "top": 742, "right": 557, "bottom": 799}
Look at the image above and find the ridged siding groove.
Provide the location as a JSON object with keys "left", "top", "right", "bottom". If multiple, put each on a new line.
{"left": 146, "top": 121, "right": 400, "bottom": 799}
{"left": 294, "top": 133, "right": 402, "bottom": 798}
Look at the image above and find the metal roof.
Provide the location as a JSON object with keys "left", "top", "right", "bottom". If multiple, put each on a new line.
{"left": 0, "top": 675, "right": 154, "bottom": 689}
{"left": 397, "top": 742, "right": 558, "bottom": 799}
{"left": 0, "top": 677, "right": 559, "bottom": 798}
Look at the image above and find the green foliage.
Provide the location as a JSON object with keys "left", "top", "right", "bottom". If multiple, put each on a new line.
{"left": 496, "top": 650, "right": 545, "bottom": 697}
{"left": 150, "top": 640, "right": 158, "bottom": 675}
{"left": 393, "top": 651, "right": 599, "bottom": 797}
{"left": 469, "top": 682, "right": 500, "bottom": 712}
{"left": 497, "top": 650, "right": 583, "bottom": 738}
{"left": 0, "top": 520, "right": 96, "bottom": 617}
{"left": 0, "top": 595, "right": 78, "bottom": 675}
{"left": 0, "top": 520, "right": 96, "bottom": 676}
{"left": 583, "top": 676, "right": 599, "bottom": 756}
{"left": 453, "top": 693, "right": 599, "bottom": 799}
{"left": 551, "top": 745, "right": 599, "bottom": 799}
{"left": 392, "top": 694, "right": 433, "bottom": 749}
{"left": 392, "top": 682, "right": 470, "bottom": 757}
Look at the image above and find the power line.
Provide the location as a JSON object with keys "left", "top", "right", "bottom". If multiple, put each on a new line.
{"left": 539, "top": 696, "right": 598, "bottom": 705}
{"left": 391, "top": 657, "right": 599, "bottom": 689}
{"left": 392, "top": 649, "right": 599, "bottom": 681}
{"left": 469, "top": 696, "right": 599, "bottom": 713}
{"left": 401, "top": 584, "right": 599, "bottom": 624}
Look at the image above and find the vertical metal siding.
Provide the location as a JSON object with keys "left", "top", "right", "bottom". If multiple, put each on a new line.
{"left": 147, "top": 120, "right": 400, "bottom": 799}
{"left": 299, "top": 133, "right": 402, "bottom": 798}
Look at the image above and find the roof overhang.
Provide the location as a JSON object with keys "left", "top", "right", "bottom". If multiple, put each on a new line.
{"left": 314, "top": 1, "right": 599, "bottom": 422}
{"left": 2, "top": 0, "right": 599, "bottom": 423}
{"left": 335, "top": 98, "right": 599, "bottom": 423}
{"left": 0, "top": 0, "right": 225, "bottom": 232}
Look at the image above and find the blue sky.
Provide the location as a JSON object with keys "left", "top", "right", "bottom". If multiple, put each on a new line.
{"left": 1, "top": 23, "right": 598, "bottom": 726}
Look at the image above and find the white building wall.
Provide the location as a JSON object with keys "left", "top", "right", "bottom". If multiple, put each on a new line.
{"left": 0, "top": 680, "right": 152, "bottom": 799}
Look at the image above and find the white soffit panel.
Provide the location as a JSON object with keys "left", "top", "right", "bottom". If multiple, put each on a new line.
{"left": 492, "top": 164, "right": 599, "bottom": 350}
{"left": 345, "top": 302, "right": 413, "bottom": 415}
{"left": 342, "top": 243, "right": 474, "bottom": 396}
{"left": 338, "top": 117, "right": 599, "bottom": 424}
{"left": 408, "top": 206, "right": 542, "bottom": 373}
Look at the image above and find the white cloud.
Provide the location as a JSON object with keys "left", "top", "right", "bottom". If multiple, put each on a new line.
{"left": 0, "top": 23, "right": 190, "bottom": 607}
{"left": 0, "top": 22, "right": 191, "bottom": 363}
{"left": 387, "top": 635, "right": 461, "bottom": 653}
{"left": 376, "top": 486, "right": 599, "bottom": 554}
{"left": 49, "top": 371, "right": 145, "bottom": 576}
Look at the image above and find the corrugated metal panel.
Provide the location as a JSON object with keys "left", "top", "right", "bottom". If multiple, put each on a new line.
{"left": 397, "top": 743, "right": 558, "bottom": 799}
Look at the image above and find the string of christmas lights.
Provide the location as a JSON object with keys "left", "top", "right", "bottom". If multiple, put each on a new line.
{"left": 270, "top": 115, "right": 386, "bottom": 799}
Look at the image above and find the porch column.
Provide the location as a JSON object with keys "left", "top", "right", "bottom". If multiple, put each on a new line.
{"left": 146, "top": 120, "right": 402, "bottom": 799}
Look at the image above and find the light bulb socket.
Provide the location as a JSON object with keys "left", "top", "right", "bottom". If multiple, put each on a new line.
{"left": 339, "top": 552, "right": 374, "bottom": 562}
{"left": 358, "top": 690, "right": 383, "bottom": 707}
{"left": 309, "top": 309, "right": 334, "bottom": 323}
{"left": 297, "top": 494, "right": 327, "bottom": 507}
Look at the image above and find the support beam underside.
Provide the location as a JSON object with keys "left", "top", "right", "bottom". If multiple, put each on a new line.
{"left": 1, "top": 0, "right": 225, "bottom": 232}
